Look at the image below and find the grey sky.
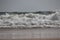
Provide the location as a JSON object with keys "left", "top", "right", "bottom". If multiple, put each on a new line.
{"left": 0, "top": 0, "right": 60, "bottom": 12}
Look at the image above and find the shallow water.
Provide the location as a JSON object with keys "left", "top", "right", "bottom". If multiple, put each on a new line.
{"left": 0, "top": 28, "right": 60, "bottom": 39}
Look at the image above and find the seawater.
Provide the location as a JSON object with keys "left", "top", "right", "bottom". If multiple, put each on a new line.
{"left": 0, "top": 12, "right": 60, "bottom": 28}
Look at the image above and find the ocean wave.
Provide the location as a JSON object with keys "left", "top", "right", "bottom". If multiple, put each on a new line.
{"left": 0, "top": 12, "right": 60, "bottom": 28}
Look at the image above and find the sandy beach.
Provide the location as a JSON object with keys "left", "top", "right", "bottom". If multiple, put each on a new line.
{"left": 0, "top": 28, "right": 60, "bottom": 40}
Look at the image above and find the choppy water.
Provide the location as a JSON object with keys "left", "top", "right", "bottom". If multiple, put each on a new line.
{"left": 0, "top": 11, "right": 60, "bottom": 28}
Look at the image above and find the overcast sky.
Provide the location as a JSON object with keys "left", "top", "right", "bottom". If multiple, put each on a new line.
{"left": 0, "top": 0, "right": 60, "bottom": 12}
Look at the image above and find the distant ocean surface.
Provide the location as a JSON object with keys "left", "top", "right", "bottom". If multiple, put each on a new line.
{"left": 0, "top": 11, "right": 55, "bottom": 15}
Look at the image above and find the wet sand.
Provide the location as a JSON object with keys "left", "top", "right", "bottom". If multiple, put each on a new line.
{"left": 0, "top": 28, "right": 60, "bottom": 40}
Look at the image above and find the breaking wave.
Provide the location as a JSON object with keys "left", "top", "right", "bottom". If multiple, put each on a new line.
{"left": 0, "top": 12, "right": 60, "bottom": 28}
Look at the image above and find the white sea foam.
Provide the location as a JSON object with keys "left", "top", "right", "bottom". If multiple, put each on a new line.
{"left": 0, "top": 12, "right": 60, "bottom": 28}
